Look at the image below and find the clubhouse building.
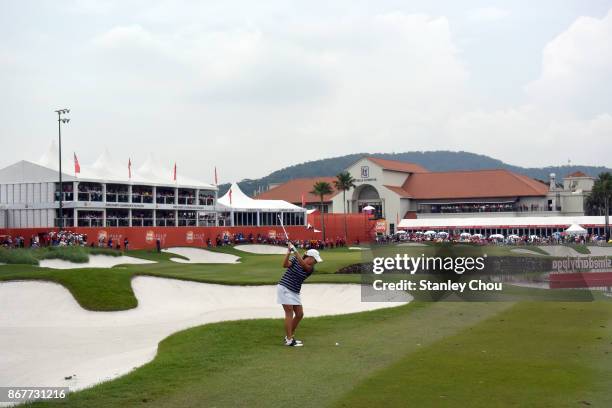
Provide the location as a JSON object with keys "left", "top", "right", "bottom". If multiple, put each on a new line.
{"left": 256, "top": 157, "right": 599, "bottom": 235}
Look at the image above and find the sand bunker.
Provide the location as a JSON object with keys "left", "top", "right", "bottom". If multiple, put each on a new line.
{"left": 234, "top": 244, "right": 287, "bottom": 255}
{"left": 349, "top": 247, "right": 366, "bottom": 250}
{"left": 163, "top": 247, "right": 240, "bottom": 263}
{"left": 0, "top": 277, "right": 407, "bottom": 395}
{"left": 510, "top": 248, "right": 543, "bottom": 256}
{"left": 39, "top": 255, "right": 156, "bottom": 269}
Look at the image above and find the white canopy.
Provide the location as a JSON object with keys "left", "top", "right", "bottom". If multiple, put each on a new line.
{"left": 565, "top": 223, "right": 587, "bottom": 235}
{"left": 362, "top": 205, "right": 375, "bottom": 211}
{"left": 36, "top": 142, "right": 216, "bottom": 189}
{"left": 218, "top": 183, "right": 304, "bottom": 211}
{"left": 398, "top": 216, "right": 607, "bottom": 229}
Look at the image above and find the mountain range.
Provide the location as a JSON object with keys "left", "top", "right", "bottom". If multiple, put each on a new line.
{"left": 219, "top": 151, "right": 612, "bottom": 197}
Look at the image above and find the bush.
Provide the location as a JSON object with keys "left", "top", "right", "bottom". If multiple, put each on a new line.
{"left": 0, "top": 248, "right": 39, "bottom": 265}
{"left": 88, "top": 247, "right": 122, "bottom": 257}
{"left": 38, "top": 246, "right": 89, "bottom": 263}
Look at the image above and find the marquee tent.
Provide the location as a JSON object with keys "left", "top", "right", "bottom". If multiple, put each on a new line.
{"left": 217, "top": 183, "right": 307, "bottom": 227}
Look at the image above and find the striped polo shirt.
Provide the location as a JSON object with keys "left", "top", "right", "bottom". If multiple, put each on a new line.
{"left": 279, "top": 256, "right": 313, "bottom": 294}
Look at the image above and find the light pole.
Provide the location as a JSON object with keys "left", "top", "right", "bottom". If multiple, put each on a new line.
{"left": 55, "top": 108, "right": 70, "bottom": 229}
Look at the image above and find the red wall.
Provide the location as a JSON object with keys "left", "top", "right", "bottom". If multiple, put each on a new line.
{"left": 1, "top": 213, "right": 376, "bottom": 250}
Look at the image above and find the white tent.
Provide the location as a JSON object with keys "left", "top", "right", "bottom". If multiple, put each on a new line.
{"left": 565, "top": 223, "right": 587, "bottom": 235}
{"left": 218, "top": 183, "right": 304, "bottom": 211}
{"left": 37, "top": 142, "right": 216, "bottom": 189}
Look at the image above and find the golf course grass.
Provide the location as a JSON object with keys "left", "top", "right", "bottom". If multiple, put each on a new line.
{"left": 18, "top": 300, "right": 612, "bottom": 408}
{"left": 0, "top": 246, "right": 364, "bottom": 310}
{"left": 2, "top": 243, "right": 612, "bottom": 407}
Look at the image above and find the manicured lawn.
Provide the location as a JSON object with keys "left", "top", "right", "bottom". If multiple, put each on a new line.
{"left": 20, "top": 300, "right": 612, "bottom": 408}
{"left": 4, "top": 243, "right": 612, "bottom": 407}
{"left": 0, "top": 247, "right": 364, "bottom": 310}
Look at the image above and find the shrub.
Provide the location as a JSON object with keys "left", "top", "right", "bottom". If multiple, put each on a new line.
{"left": 0, "top": 248, "right": 39, "bottom": 265}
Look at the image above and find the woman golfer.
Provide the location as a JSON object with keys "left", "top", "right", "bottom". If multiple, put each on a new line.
{"left": 277, "top": 243, "right": 323, "bottom": 347}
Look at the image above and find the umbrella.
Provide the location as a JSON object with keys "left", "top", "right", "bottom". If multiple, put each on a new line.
{"left": 471, "top": 234, "right": 484, "bottom": 239}
{"left": 424, "top": 230, "right": 436, "bottom": 235}
{"left": 489, "top": 234, "right": 504, "bottom": 239}
{"left": 508, "top": 234, "right": 520, "bottom": 240}
{"left": 437, "top": 231, "right": 449, "bottom": 236}
{"left": 362, "top": 205, "right": 375, "bottom": 211}
{"left": 460, "top": 232, "right": 471, "bottom": 237}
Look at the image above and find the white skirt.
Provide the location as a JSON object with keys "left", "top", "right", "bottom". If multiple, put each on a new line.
{"left": 276, "top": 284, "right": 302, "bottom": 305}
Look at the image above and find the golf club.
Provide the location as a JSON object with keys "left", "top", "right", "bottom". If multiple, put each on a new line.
{"left": 278, "top": 214, "right": 296, "bottom": 252}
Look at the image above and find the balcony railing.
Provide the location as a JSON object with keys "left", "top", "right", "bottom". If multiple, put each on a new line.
{"left": 106, "top": 193, "right": 130, "bottom": 203}
{"left": 177, "top": 196, "right": 196, "bottom": 205}
{"left": 55, "top": 192, "right": 74, "bottom": 201}
{"left": 53, "top": 218, "right": 74, "bottom": 227}
{"left": 132, "top": 194, "right": 154, "bottom": 204}
{"left": 156, "top": 219, "right": 176, "bottom": 227}
{"left": 198, "top": 198, "right": 215, "bottom": 206}
{"left": 78, "top": 192, "right": 103, "bottom": 202}
{"left": 131, "top": 218, "right": 154, "bottom": 227}
{"left": 156, "top": 196, "right": 175, "bottom": 205}
{"left": 77, "top": 218, "right": 104, "bottom": 227}
{"left": 106, "top": 218, "right": 130, "bottom": 227}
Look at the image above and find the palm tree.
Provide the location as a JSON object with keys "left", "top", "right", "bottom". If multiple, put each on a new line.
{"left": 334, "top": 172, "right": 356, "bottom": 241}
{"left": 587, "top": 172, "right": 612, "bottom": 240}
{"left": 310, "top": 181, "right": 334, "bottom": 241}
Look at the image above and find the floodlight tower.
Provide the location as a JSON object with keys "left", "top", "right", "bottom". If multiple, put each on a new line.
{"left": 55, "top": 108, "right": 70, "bottom": 229}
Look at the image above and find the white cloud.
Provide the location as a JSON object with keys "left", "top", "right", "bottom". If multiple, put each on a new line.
{"left": 526, "top": 9, "right": 612, "bottom": 116}
{"left": 466, "top": 7, "right": 510, "bottom": 23}
{"left": 1, "top": 3, "right": 611, "bottom": 182}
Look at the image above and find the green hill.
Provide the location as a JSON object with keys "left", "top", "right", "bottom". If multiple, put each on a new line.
{"left": 220, "top": 151, "right": 612, "bottom": 197}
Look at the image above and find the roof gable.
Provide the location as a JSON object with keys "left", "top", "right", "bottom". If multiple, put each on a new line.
{"left": 366, "top": 157, "right": 428, "bottom": 173}
{"left": 256, "top": 177, "right": 340, "bottom": 203}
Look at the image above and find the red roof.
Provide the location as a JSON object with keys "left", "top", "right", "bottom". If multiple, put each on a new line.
{"left": 566, "top": 171, "right": 588, "bottom": 178}
{"left": 384, "top": 185, "right": 412, "bottom": 198}
{"left": 399, "top": 169, "right": 549, "bottom": 199}
{"left": 256, "top": 177, "right": 340, "bottom": 203}
{"left": 367, "top": 157, "right": 428, "bottom": 173}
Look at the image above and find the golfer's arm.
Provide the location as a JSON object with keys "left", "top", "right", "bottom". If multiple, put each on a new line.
{"left": 282, "top": 252, "right": 291, "bottom": 268}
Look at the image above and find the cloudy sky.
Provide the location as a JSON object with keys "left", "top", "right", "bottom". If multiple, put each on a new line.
{"left": 1, "top": 0, "right": 611, "bottom": 183}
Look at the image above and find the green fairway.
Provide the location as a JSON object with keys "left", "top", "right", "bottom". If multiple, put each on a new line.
{"left": 19, "top": 300, "right": 612, "bottom": 408}
{"left": 2, "top": 243, "right": 611, "bottom": 407}
{"left": 0, "top": 243, "right": 561, "bottom": 310}
{"left": 0, "top": 246, "right": 363, "bottom": 310}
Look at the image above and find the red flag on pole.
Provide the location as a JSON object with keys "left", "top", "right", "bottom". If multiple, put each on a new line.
{"left": 173, "top": 162, "right": 177, "bottom": 181}
{"left": 73, "top": 153, "right": 80, "bottom": 175}
{"left": 214, "top": 166, "right": 218, "bottom": 185}
{"left": 229, "top": 188, "right": 233, "bottom": 205}
{"left": 128, "top": 158, "right": 132, "bottom": 179}
{"left": 301, "top": 193, "right": 305, "bottom": 207}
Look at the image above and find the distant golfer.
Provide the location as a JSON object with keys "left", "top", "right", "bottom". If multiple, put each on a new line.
{"left": 278, "top": 243, "right": 323, "bottom": 347}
